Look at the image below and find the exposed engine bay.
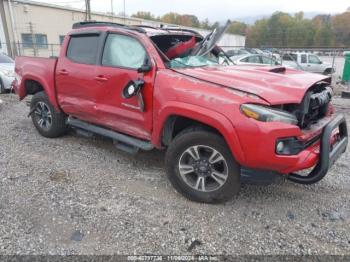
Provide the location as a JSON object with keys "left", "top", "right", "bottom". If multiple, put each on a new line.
{"left": 280, "top": 80, "right": 333, "bottom": 129}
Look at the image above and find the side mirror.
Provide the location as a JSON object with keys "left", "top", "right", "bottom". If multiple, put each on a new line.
{"left": 122, "top": 80, "right": 144, "bottom": 99}
{"left": 137, "top": 62, "right": 152, "bottom": 73}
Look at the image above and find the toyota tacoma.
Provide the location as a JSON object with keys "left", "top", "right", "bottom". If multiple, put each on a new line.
{"left": 13, "top": 21, "right": 348, "bottom": 203}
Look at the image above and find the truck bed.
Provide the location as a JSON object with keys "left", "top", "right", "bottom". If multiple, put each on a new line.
{"left": 14, "top": 56, "right": 58, "bottom": 100}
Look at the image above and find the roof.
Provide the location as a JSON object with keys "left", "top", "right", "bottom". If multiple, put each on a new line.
{"left": 71, "top": 21, "right": 201, "bottom": 37}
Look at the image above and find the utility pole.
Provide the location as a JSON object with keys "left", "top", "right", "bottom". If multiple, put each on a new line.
{"left": 28, "top": 22, "right": 37, "bottom": 57}
{"left": 110, "top": 0, "right": 113, "bottom": 15}
{"left": 85, "top": 0, "right": 91, "bottom": 21}
{"left": 123, "top": 0, "right": 125, "bottom": 24}
{"left": 0, "top": 0, "right": 13, "bottom": 56}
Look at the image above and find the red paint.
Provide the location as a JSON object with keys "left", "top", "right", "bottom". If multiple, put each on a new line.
{"left": 13, "top": 25, "right": 338, "bottom": 175}
{"left": 165, "top": 36, "right": 196, "bottom": 59}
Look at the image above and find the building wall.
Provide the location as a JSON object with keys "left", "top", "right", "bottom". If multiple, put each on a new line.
{"left": 0, "top": 12, "right": 7, "bottom": 54}
{"left": 3, "top": 0, "right": 245, "bottom": 57}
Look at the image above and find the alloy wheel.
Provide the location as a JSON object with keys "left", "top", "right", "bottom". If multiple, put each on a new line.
{"left": 34, "top": 101, "right": 52, "bottom": 130}
{"left": 178, "top": 145, "right": 228, "bottom": 192}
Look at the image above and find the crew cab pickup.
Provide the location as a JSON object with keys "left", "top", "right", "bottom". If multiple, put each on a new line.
{"left": 14, "top": 21, "right": 348, "bottom": 203}
{"left": 282, "top": 52, "right": 335, "bottom": 75}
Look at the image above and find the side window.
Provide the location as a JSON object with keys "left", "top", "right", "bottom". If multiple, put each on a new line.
{"left": 261, "top": 56, "right": 273, "bottom": 64}
{"left": 102, "top": 34, "right": 146, "bottom": 69}
{"left": 308, "top": 55, "right": 321, "bottom": 64}
{"left": 247, "top": 55, "right": 261, "bottom": 63}
{"left": 282, "top": 53, "right": 297, "bottom": 61}
{"left": 301, "top": 54, "right": 307, "bottom": 63}
{"left": 67, "top": 35, "right": 99, "bottom": 64}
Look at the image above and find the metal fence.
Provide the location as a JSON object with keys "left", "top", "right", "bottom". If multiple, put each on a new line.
{"left": 1, "top": 42, "right": 61, "bottom": 58}
{"left": 221, "top": 46, "right": 349, "bottom": 83}
{"left": 1, "top": 42, "right": 348, "bottom": 84}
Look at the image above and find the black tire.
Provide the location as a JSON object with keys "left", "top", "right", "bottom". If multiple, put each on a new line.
{"left": 30, "top": 91, "right": 67, "bottom": 138}
{"left": 0, "top": 79, "right": 7, "bottom": 94}
{"left": 165, "top": 127, "right": 241, "bottom": 203}
{"left": 323, "top": 68, "right": 333, "bottom": 75}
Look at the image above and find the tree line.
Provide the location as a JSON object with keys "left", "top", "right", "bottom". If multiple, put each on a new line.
{"left": 131, "top": 10, "right": 350, "bottom": 48}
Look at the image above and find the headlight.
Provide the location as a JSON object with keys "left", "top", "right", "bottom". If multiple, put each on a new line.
{"left": 241, "top": 104, "right": 298, "bottom": 125}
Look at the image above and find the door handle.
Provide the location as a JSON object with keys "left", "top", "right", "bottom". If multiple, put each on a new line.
{"left": 58, "top": 69, "right": 69, "bottom": 75}
{"left": 95, "top": 75, "right": 109, "bottom": 82}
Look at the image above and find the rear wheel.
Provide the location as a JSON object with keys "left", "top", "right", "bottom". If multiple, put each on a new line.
{"left": 31, "top": 91, "right": 67, "bottom": 138}
{"left": 165, "top": 128, "right": 241, "bottom": 203}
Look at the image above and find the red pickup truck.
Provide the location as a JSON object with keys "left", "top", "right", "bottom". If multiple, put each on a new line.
{"left": 14, "top": 21, "right": 348, "bottom": 203}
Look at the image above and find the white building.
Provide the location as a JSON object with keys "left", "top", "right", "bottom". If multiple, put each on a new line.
{"left": 0, "top": 0, "right": 245, "bottom": 57}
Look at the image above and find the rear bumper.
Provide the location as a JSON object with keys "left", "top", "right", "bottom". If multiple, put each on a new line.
{"left": 288, "top": 114, "right": 348, "bottom": 184}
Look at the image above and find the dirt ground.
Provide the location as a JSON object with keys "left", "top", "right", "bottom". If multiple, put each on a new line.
{"left": 0, "top": 93, "right": 349, "bottom": 255}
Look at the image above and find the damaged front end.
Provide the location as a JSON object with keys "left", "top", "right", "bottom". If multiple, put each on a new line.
{"left": 278, "top": 81, "right": 348, "bottom": 184}
{"left": 280, "top": 81, "right": 334, "bottom": 129}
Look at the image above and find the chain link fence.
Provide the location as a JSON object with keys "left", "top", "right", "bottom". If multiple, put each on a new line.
{"left": 1, "top": 42, "right": 61, "bottom": 58}
{"left": 221, "top": 46, "right": 349, "bottom": 83}
{"left": 1, "top": 41, "right": 348, "bottom": 85}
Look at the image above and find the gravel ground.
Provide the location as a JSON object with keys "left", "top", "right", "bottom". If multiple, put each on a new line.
{"left": 0, "top": 93, "right": 349, "bottom": 256}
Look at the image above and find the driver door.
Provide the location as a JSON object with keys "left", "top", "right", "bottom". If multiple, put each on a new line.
{"left": 93, "top": 33, "right": 154, "bottom": 140}
{"left": 308, "top": 54, "right": 322, "bottom": 73}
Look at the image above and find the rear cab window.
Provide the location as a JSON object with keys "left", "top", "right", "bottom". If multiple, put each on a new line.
{"left": 301, "top": 54, "right": 307, "bottom": 63}
{"left": 66, "top": 34, "right": 100, "bottom": 64}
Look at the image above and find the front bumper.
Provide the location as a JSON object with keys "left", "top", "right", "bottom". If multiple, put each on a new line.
{"left": 236, "top": 112, "right": 347, "bottom": 174}
{"left": 288, "top": 114, "right": 348, "bottom": 184}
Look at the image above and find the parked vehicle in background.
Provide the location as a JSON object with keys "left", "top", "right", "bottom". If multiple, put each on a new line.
{"left": 0, "top": 53, "right": 15, "bottom": 94}
{"left": 226, "top": 48, "right": 250, "bottom": 58}
{"left": 232, "top": 54, "right": 281, "bottom": 66}
{"left": 13, "top": 21, "right": 348, "bottom": 203}
{"left": 282, "top": 52, "right": 335, "bottom": 75}
{"left": 261, "top": 48, "right": 281, "bottom": 60}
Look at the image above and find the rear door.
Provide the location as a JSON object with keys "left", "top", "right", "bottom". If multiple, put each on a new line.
{"left": 56, "top": 32, "right": 103, "bottom": 123}
{"left": 299, "top": 54, "right": 310, "bottom": 71}
{"left": 93, "top": 33, "right": 155, "bottom": 140}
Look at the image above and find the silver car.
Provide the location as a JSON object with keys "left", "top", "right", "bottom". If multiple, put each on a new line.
{"left": 232, "top": 54, "right": 281, "bottom": 66}
{"left": 0, "top": 53, "right": 15, "bottom": 94}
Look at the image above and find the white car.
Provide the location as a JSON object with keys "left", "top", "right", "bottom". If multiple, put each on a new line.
{"left": 232, "top": 54, "right": 281, "bottom": 66}
{"left": 0, "top": 53, "right": 15, "bottom": 94}
{"left": 282, "top": 53, "right": 334, "bottom": 75}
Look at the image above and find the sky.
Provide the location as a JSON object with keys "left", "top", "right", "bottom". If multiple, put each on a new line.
{"left": 43, "top": 0, "right": 350, "bottom": 23}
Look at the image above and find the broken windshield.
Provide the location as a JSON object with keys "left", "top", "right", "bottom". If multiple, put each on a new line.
{"left": 169, "top": 55, "right": 218, "bottom": 68}
{"left": 168, "top": 51, "right": 233, "bottom": 69}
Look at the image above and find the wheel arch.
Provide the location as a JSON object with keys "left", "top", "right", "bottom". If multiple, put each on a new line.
{"left": 152, "top": 102, "right": 245, "bottom": 164}
{"left": 22, "top": 75, "right": 60, "bottom": 110}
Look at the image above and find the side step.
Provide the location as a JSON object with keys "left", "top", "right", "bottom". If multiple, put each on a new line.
{"left": 67, "top": 117, "right": 154, "bottom": 152}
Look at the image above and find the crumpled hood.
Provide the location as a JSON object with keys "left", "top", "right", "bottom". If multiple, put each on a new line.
{"left": 174, "top": 65, "right": 330, "bottom": 104}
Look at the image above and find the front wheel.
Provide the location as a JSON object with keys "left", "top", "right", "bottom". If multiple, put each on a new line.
{"left": 165, "top": 128, "right": 241, "bottom": 203}
{"left": 30, "top": 91, "right": 67, "bottom": 138}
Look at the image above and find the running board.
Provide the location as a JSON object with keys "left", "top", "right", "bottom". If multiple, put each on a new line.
{"left": 67, "top": 117, "right": 154, "bottom": 151}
